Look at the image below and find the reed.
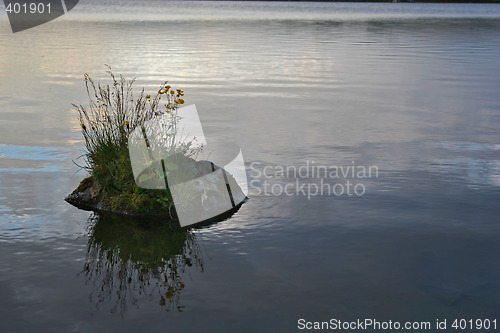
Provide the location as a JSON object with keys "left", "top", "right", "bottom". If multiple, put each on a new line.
{"left": 72, "top": 66, "right": 188, "bottom": 214}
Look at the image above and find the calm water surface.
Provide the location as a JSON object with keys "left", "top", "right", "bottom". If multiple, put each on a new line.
{"left": 1, "top": 2, "right": 500, "bottom": 332}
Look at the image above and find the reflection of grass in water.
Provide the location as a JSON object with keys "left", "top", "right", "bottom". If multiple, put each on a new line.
{"left": 81, "top": 213, "right": 204, "bottom": 315}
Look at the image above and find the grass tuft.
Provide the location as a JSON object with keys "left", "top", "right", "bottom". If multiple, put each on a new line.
{"left": 72, "top": 66, "right": 191, "bottom": 215}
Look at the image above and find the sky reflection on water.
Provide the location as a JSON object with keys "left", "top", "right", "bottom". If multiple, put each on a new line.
{"left": 0, "top": 2, "right": 500, "bottom": 331}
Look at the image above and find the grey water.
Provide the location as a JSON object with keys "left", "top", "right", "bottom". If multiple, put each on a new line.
{"left": 1, "top": 1, "right": 500, "bottom": 332}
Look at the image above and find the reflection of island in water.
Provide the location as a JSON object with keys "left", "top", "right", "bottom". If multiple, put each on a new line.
{"left": 80, "top": 213, "right": 204, "bottom": 314}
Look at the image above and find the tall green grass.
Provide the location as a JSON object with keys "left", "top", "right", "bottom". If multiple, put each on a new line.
{"left": 72, "top": 66, "right": 187, "bottom": 215}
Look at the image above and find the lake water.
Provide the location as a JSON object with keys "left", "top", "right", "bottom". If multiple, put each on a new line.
{"left": 1, "top": 1, "right": 500, "bottom": 332}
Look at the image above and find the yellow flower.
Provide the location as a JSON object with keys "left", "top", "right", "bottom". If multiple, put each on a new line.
{"left": 81, "top": 123, "right": 86, "bottom": 130}
{"left": 146, "top": 94, "right": 151, "bottom": 99}
{"left": 165, "top": 85, "right": 171, "bottom": 90}
{"left": 158, "top": 89, "right": 167, "bottom": 95}
{"left": 125, "top": 120, "right": 130, "bottom": 126}
{"left": 179, "top": 98, "right": 185, "bottom": 104}
{"left": 170, "top": 90, "right": 175, "bottom": 95}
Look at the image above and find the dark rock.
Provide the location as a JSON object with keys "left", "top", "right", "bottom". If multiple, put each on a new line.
{"left": 65, "top": 160, "right": 247, "bottom": 226}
